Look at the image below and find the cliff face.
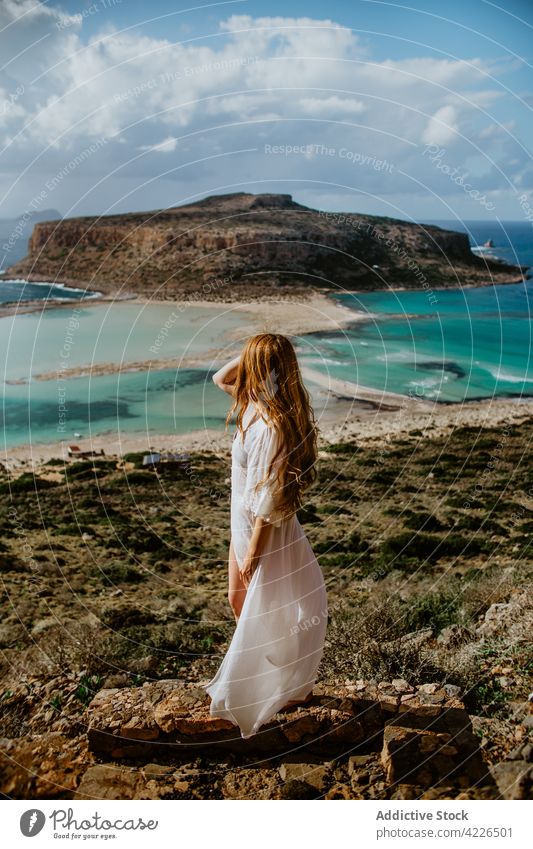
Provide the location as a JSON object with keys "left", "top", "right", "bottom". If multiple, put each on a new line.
{"left": 4, "top": 193, "right": 527, "bottom": 298}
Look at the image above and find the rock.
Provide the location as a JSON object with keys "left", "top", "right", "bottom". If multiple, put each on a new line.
{"left": 378, "top": 695, "right": 400, "bottom": 712}
{"left": 102, "top": 673, "right": 130, "bottom": 689}
{"left": 126, "top": 655, "right": 161, "bottom": 674}
{"left": 141, "top": 763, "right": 175, "bottom": 779}
{"left": 390, "top": 783, "right": 420, "bottom": 799}
{"left": 417, "top": 683, "right": 441, "bottom": 694}
{"left": 381, "top": 724, "right": 490, "bottom": 788}
{"left": 222, "top": 768, "right": 280, "bottom": 800}
{"left": 476, "top": 601, "right": 515, "bottom": 637}
{"left": 324, "top": 782, "right": 357, "bottom": 800}
{"left": 404, "top": 628, "right": 434, "bottom": 646}
{"left": 76, "top": 764, "right": 144, "bottom": 800}
{"left": 437, "top": 625, "right": 467, "bottom": 646}
{"left": 31, "top": 617, "right": 58, "bottom": 635}
{"left": 81, "top": 677, "right": 495, "bottom": 798}
{"left": 443, "top": 684, "right": 462, "bottom": 698}
{"left": 366, "top": 780, "right": 388, "bottom": 799}
{"left": 507, "top": 744, "right": 525, "bottom": 761}
{"left": 281, "top": 712, "right": 324, "bottom": 743}
{"left": 347, "top": 754, "right": 375, "bottom": 775}
{"left": 0, "top": 733, "right": 87, "bottom": 798}
{"left": 520, "top": 744, "right": 532, "bottom": 763}
{"left": 279, "top": 762, "right": 328, "bottom": 791}
{"left": 350, "top": 770, "right": 370, "bottom": 785}
{"left": 391, "top": 679, "right": 415, "bottom": 694}
{"left": 279, "top": 779, "right": 320, "bottom": 799}
{"left": 490, "top": 761, "right": 532, "bottom": 800}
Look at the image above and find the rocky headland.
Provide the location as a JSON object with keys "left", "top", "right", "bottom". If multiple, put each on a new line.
{"left": 4, "top": 193, "right": 528, "bottom": 300}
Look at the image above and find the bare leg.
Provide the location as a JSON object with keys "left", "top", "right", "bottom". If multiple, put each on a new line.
{"left": 228, "top": 537, "right": 246, "bottom": 622}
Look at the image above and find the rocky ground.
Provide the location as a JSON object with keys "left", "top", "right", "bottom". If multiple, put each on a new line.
{"left": 0, "top": 416, "right": 531, "bottom": 799}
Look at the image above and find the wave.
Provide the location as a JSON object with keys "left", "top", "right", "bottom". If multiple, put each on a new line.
{"left": 0, "top": 278, "right": 103, "bottom": 300}
{"left": 302, "top": 356, "right": 347, "bottom": 366}
{"left": 488, "top": 367, "right": 533, "bottom": 384}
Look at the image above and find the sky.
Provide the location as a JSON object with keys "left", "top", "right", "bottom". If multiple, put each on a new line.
{"left": 0, "top": 0, "right": 532, "bottom": 224}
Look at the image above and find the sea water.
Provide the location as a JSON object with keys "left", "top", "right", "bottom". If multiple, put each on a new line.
{"left": 2, "top": 221, "right": 531, "bottom": 448}
{"left": 1, "top": 301, "right": 253, "bottom": 448}
{"left": 298, "top": 221, "right": 532, "bottom": 403}
{"left": 0, "top": 278, "right": 100, "bottom": 304}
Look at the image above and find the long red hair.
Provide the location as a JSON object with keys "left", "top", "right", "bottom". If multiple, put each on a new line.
{"left": 226, "top": 333, "right": 319, "bottom": 516}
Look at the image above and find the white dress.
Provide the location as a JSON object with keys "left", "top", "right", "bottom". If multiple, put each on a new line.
{"left": 203, "top": 403, "right": 328, "bottom": 739}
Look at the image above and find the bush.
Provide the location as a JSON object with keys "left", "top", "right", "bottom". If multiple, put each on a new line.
{"left": 378, "top": 530, "right": 485, "bottom": 567}
{"left": 297, "top": 504, "right": 320, "bottom": 524}
{"left": 402, "top": 590, "right": 461, "bottom": 634}
{"left": 403, "top": 511, "right": 447, "bottom": 532}
{"left": 321, "top": 592, "right": 441, "bottom": 683}
{"left": 324, "top": 442, "right": 360, "bottom": 456}
{"left": 1, "top": 474, "right": 59, "bottom": 493}
{"left": 465, "top": 679, "right": 511, "bottom": 715}
{"left": 99, "top": 562, "right": 146, "bottom": 584}
{"left": 314, "top": 529, "right": 368, "bottom": 555}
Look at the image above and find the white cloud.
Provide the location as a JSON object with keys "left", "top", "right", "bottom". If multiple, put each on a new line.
{"left": 139, "top": 136, "right": 178, "bottom": 153}
{"left": 422, "top": 105, "right": 459, "bottom": 146}
{"left": 300, "top": 96, "right": 366, "bottom": 115}
{"left": 0, "top": 8, "right": 526, "bottom": 218}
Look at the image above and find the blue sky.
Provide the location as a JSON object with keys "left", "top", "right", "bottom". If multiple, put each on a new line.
{"left": 0, "top": 0, "right": 532, "bottom": 223}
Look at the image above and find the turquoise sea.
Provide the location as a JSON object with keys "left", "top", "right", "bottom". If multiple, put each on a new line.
{"left": 0, "top": 277, "right": 100, "bottom": 304}
{"left": 300, "top": 279, "right": 532, "bottom": 403}
{"left": 1, "top": 220, "right": 531, "bottom": 449}
{"left": 0, "top": 302, "right": 265, "bottom": 449}
{"left": 297, "top": 221, "right": 531, "bottom": 404}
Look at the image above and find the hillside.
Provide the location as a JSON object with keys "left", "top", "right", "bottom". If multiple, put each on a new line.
{"left": 0, "top": 417, "right": 531, "bottom": 799}
{"left": 4, "top": 193, "right": 527, "bottom": 299}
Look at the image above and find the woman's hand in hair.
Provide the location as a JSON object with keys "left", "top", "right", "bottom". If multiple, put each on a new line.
{"left": 212, "top": 354, "right": 241, "bottom": 396}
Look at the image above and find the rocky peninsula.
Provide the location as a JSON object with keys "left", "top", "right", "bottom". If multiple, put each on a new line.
{"left": 4, "top": 192, "right": 527, "bottom": 300}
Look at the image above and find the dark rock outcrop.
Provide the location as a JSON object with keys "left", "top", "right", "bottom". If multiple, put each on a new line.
{"left": 4, "top": 193, "right": 527, "bottom": 299}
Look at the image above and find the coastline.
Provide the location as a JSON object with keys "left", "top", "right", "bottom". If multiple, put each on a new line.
{"left": 0, "top": 269, "right": 529, "bottom": 321}
{"left": 2, "top": 284, "right": 532, "bottom": 474}
{"left": 3, "top": 385, "right": 532, "bottom": 475}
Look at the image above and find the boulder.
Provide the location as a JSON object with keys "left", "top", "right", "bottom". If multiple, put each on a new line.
{"left": 381, "top": 724, "right": 489, "bottom": 788}
{"left": 490, "top": 761, "right": 533, "bottom": 800}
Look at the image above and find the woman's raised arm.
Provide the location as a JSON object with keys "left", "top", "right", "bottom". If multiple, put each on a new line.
{"left": 212, "top": 354, "right": 241, "bottom": 396}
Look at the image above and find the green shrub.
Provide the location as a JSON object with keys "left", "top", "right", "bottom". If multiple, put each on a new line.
{"left": 2, "top": 474, "right": 59, "bottom": 493}
{"left": 403, "top": 511, "right": 447, "bottom": 532}
{"left": 99, "top": 562, "right": 146, "bottom": 584}
{"left": 464, "top": 679, "right": 511, "bottom": 716}
{"left": 402, "top": 590, "right": 461, "bottom": 634}
{"left": 75, "top": 674, "right": 104, "bottom": 706}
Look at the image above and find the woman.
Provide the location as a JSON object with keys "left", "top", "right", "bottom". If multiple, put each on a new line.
{"left": 202, "top": 333, "right": 328, "bottom": 739}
